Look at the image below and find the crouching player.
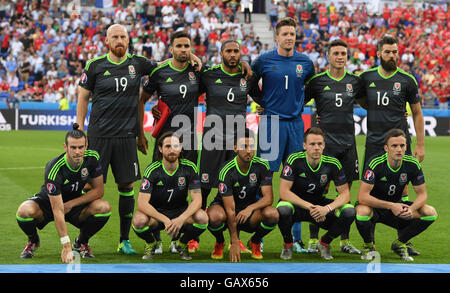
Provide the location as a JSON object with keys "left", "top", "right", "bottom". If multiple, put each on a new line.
{"left": 207, "top": 128, "right": 279, "bottom": 262}
{"left": 277, "top": 127, "right": 356, "bottom": 260}
{"left": 356, "top": 128, "right": 437, "bottom": 261}
{"left": 16, "top": 123, "right": 111, "bottom": 263}
{"left": 132, "top": 132, "right": 208, "bottom": 260}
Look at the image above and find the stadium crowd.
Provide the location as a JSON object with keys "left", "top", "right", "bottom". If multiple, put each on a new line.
{"left": 0, "top": 0, "right": 448, "bottom": 108}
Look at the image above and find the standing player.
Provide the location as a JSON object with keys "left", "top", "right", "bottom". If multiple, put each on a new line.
{"left": 207, "top": 129, "right": 278, "bottom": 262}
{"left": 359, "top": 34, "right": 425, "bottom": 255}
{"left": 199, "top": 39, "right": 261, "bottom": 217}
{"left": 16, "top": 124, "right": 111, "bottom": 263}
{"left": 304, "top": 39, "right": 364, "bottom": 254}
{"left": 77, "top": 24, "right": 201, "bottom": 255}
{"left": 251, "top": 17, "right": 315, "bottom": 252}
{"left": 276, "top": 127, "right": 356, "bottom": 260}
{"left": 360, "top": 34, "right": 424, "bottom": 166}
{"left": 138, "top": 31, "right": 201, "bottom": 254}
{"left": 138, "top": 31, "right": 200, "bottom": 165}
{"left": 355, "top": 129, "right": 437, "bottom": 261}
{"left": 76, "top": 24, "right": 157, "bottom": 255}
{"left": 132, "top": 132, "right": 208, "bottom": 260}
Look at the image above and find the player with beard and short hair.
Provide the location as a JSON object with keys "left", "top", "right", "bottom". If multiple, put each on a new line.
{"left": 132, "top": 132, "right": 208, "bottom": 260}
{"left": 76, "top": 24, "right": 202, "bottom": 255}
{"left": 207, "top": 128, "right": 278, "bottom": 262}
{"left": 138, "top": 31, "right": 201, "bottom": 254}
{"left": 359, "top": 34, "right": 424, "bottom": 167}
{"left": 358, "top": 34, "right": 425, "bottom": 256}
{"left": 198, "top": 39, "right": 261, "bottom": 216}
{"left": 16, "top": 124, "right": 110, "bottom": 263}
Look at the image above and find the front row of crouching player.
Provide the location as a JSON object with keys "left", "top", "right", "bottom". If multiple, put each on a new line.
{"left": 16, "top": 126, "right": 436, "bottom": 263}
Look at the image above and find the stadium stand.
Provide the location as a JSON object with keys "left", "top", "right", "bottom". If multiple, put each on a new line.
{"left": 0, "top": 0, "right": 448, "bottom": 108}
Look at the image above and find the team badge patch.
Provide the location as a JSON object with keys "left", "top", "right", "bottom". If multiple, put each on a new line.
{"left": 240, "top": 78, "right": 247, "bottom": 91}
{"left": 81, "top": 168, "right": 88, "bottom": 178}
{"left": 399, "top": 173, "right": 408, "bottom": 183}
{"left": 141, "top": 179, "right": 150, "bottom": 190}
{"left": 282, "top": 166, "right": 292, "bottom": 177}
{"left": 201, "top": 173, "right": 209, "bottom": 183}
{"left": 364, "top": 170, "right": 375, "bottom": 181}
{"left": 128, "top": 65, "right": 136, "bottom": 79}
{"left": 249, "top": 173, "right": 257, "bottom": 184}
{"left": 393, "top": 82, "right": 401, "bottom": 95}
{"left": 320, "top": 174, "right": 328, "bottom": 184}
{"left": 346, "top": 83, "right": 353, "bottom": 92}
{"left": 218, "top": 183, "right": 227, "bottom": 193}
{"left": 178, "top": 177, "right": 186, "bottom": 186}
{"left": 46, "top": 183, "right": 56, "bottom": 193}
{"left": 188, "top": 71, "right": 196, "bottom": 81}
{"left": 80, "top": 73, "right": 87, "bottom": 84}
{"left": 296, "top": 64, "right": 303, "bottom": 77}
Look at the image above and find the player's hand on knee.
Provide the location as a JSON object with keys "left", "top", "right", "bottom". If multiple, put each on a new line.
{"left": 391, "top": 203, "right": 407, "bottom": 217}
{"left": 399, "top": 205, "right": 413, "bottom": 219}
{"left": 236, "top": 208, "right": 252, "bottom": 224}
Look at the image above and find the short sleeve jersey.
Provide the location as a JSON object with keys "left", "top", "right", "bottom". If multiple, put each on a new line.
{"left": 280, "top": 151, "right": 347, "bottom": 204}
{"left": 305, "top": 70, "right": 363, "bottom": 148}
{"left": 214, "top": 156, "right": 272, "bottom": 211}
{"left": 361, "top": 153, "right": 425, "bottom": 203}
{"left": 40, "top": 150, "right": 103, "bottom": 202}
{"left": 200, "top": 64, "right": 260, "bottom": 118}
{"left": 143, "top": 61, "right": 200, "bottom": 135}
{"left": 359, "top": 66, "right": 420, "bottom": 145}
{"left": 251, "top": 49, "right": 315, "bottom": 119}
{"left": 79, "top": 53, "right": 157, "bottom": 138}
{"left": 139, "top": 159, "right": 200, "bottom": 211}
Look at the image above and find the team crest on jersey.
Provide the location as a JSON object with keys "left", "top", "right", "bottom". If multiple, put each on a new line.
{"left": 46, "top": 183, "right": 56, "bottom": 193}
{"left": 201, "top": 173, "right": 209, "bottom": 183}
{"left": 399, "top": 173, "right": 408, "bottom": 183}
{"left": 81, "top": 167, "right": 88, "bottom": 179}
{"left": 296, "top": 64, "right": 303, "bottom": 77}
{"left": 188, "top": 71, "right": 196, "bottom": 81}
{"left": 282, "top": 166, "right": 292, "bottom": 177}
{"left": 249, "top": 173, "right": 257, "bottom": 184}
{"left": 128, "top": 65, "right": 136, "bottom": 79}
{"left": 393, "top": 82, "right": 401, "bottom": 95}
{"left": 320, "top": 174, "right": 328, "bottom": 185}
{"left": 240, "top": 78, "right": 247, "bottom": 91}
{"left": 218, "top": 183, "right": 227, "bottom": 193}
{"left": 80, "top": 73, "right": 87, "bottom": 84}
{"left": 346, "top": 83, "right": 353, "bottom": 92}
{"left": 141, "top": 179, "right": 150, "bottom": 190}
{"left": 178, "top": 177, "right": 186, "bottom": 187}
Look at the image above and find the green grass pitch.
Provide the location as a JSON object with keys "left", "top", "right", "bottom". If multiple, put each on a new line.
{"left": 0, "top": 130, "right": 449, "bottom": 264}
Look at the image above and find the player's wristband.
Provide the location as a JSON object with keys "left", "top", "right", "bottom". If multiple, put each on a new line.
{"left": 60, "top": 236, "right": 70, "bottom": 245}
{"left": 326, "top": 205, "right": 332, "bottom": 213}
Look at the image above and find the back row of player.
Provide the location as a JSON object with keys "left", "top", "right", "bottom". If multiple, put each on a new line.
{"left": 15, "top": 17, "right": 436, "bottom": 263}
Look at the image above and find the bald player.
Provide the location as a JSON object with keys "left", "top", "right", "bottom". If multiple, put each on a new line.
{"left": 76, "top": 24, "right": 200, "bottom": 255}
